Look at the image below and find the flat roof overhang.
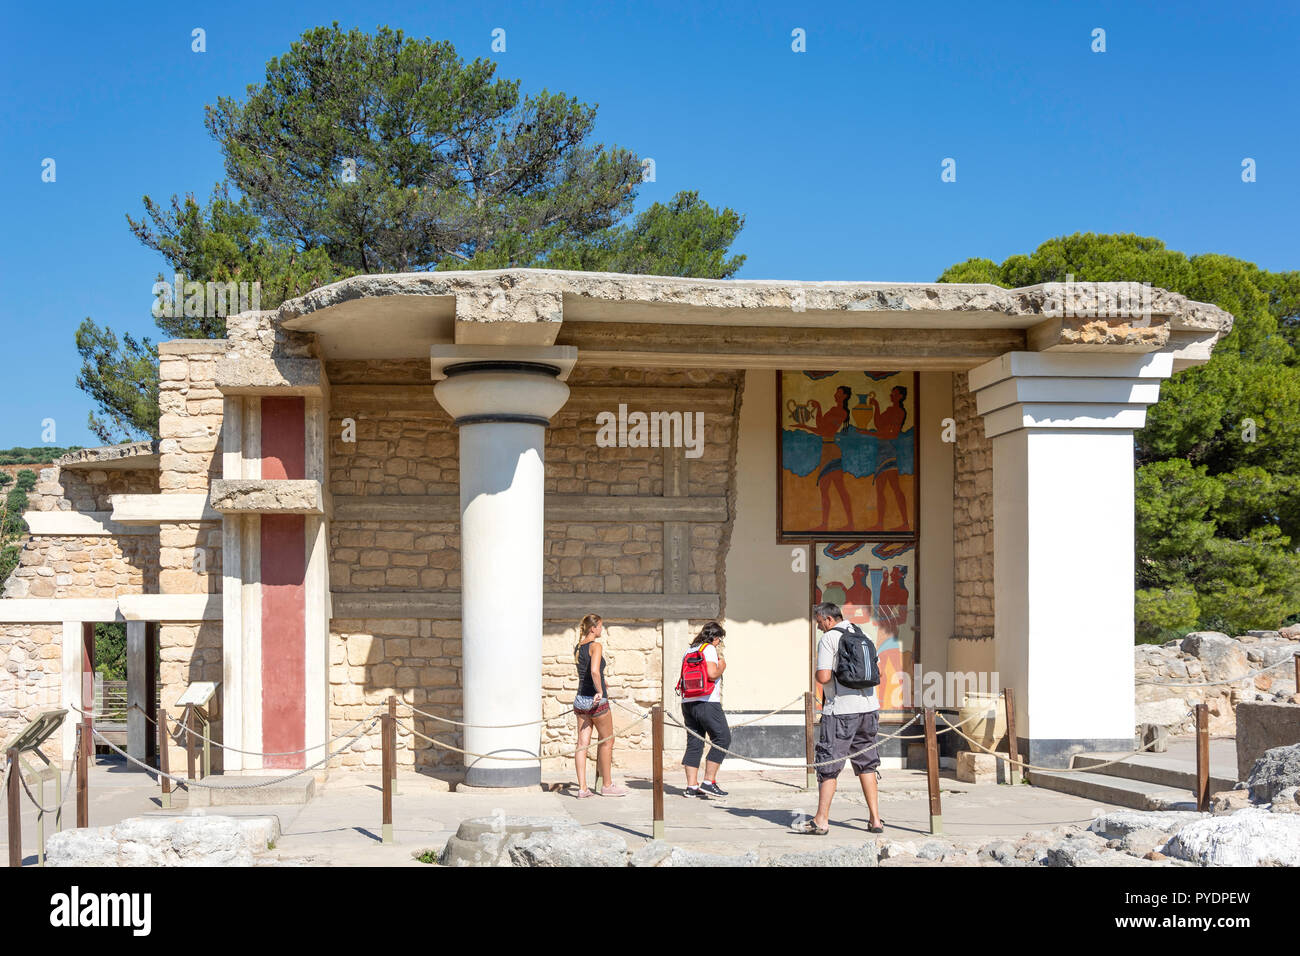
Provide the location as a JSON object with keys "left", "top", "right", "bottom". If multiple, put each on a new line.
{"left": 277, "top": 269, "right": 1233, "bottom": 372}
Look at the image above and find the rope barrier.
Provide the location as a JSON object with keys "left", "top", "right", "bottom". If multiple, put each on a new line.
{"left": 724, "top": 695, "right": 807, "bottom": 730}
{"left": 948, "top": 722, "right": 1165, "bottom": 774}
{"left": 89, "top": 718, "right": 380, "bottom": 790}
{"left": 402, "top": 701, "right": 573, "bottom": 729}
{"left": 14, "top": 761, "right": 75, "bottom": 816}
{"left": 391, "top": 710, "right": 652, "bottom": 763}
{"left": 616, "top": 700, "right": 991, "bottom": 771}
{"left": 76, "top": 704, "right": 385, "bottom": 757}
{"left": 1135, "top": 654, "right": 1298, "bottom": 688}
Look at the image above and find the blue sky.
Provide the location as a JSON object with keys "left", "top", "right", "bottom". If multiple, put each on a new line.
{"left": 2, "top": 0, "right": 1296, "bottom": 449}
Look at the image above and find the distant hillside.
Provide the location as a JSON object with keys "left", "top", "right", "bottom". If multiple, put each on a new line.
{"left": 0, "top": 446, "right": 81, "bottom": 466}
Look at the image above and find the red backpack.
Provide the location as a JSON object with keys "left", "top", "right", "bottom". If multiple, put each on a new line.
{"left": 675, "top": 643, "right": 717, "bottom": 700}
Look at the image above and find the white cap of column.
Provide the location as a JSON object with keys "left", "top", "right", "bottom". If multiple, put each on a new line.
{"left": 434, "top": 358, "right": 571, "bottom": 787}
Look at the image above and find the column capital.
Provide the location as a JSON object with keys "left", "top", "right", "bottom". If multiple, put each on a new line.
{"left": 432, "top": 346, "right": 573, "bottom": 426}
{"left": 968, "top": 351, "right": 1175, "bottom": 439}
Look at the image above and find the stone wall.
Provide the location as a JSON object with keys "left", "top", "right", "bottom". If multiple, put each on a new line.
{"left": 26, "top": 465, "right": 157, "bottom": 512}
{"left": 0, "top": 623, "right": 63, "bottom": 760}
{"left": 1136, "top": 629, "right": 1299, "bottom": 738}
{"left": 952, "top": 371, "right": 994, "bottom": 640}
{"left": 159, "top": 621, "right": 224, "bottom": 772}
{"left": 3, "top": 534, "right": 157, "bottom": 599}
{"left": 323, "top": 361, "right": 742, "bottom": 766}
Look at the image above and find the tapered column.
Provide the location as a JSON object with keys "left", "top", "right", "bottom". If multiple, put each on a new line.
{"left": 432, "top": 347, "right": 575, "bottom": 787}
{"left": 968, "top": 351, "right": 1174, "bottom": 767}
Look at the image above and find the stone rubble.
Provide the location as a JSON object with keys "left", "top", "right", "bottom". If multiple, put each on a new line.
{"left": 45, "top": 814, "right": 279, "bottom": 867}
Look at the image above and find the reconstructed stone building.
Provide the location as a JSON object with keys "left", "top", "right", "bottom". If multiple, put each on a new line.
{"left": 0, "top": 270, "right": 1232, "bottom": 785}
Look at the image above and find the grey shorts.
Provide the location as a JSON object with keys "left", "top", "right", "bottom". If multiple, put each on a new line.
{"left": 815, "top": 711, "right": 881, "bottom": 781}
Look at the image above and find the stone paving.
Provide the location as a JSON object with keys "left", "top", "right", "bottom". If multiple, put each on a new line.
{"left": 0, "top": 751, "right": 1146, "bottom": 866}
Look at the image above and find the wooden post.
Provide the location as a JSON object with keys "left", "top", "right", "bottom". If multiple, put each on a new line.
{"left": 1294, "top": 652, "right": 1299, "bottom": 699}
{"left": 924, "top": 707, "right": 942, "bottom": 835}
{"left": 183, "top": 705, "right": 196, "bottom": 780}
{"left": 803, "top": 691, "right": 816, "bottom": 790}
{"left": 78, "top": 717, "right": 91, "bottom": 826}
{"left": 157, "top": 710, "right": 172, "bottom": 810}
{"left": 387, "top": 696, "right": 399, "bottom": 794}
{"left": 1195, "top": 703, "right": 1210, "bottom": 812}
{"left": 1003, "top": 687, "right": 1020, "bottom": 786}
{"left": 652, "top": 704, "right": 665, "bottom": 841}
{"left": 7, "top": 747, "right": 21, "bottom": 867}
{"left": 381, "top": 707, "right": 393, "bottom": 845}
{"left": 75, "top": 723, "right": 87, "bottom": 828}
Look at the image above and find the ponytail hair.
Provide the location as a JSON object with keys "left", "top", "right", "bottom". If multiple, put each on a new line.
{"left": 574, "top": 613, "right": 603, "bottom": 661}
{"left": 690, "top": 620, "right": 726, "bottom": 649}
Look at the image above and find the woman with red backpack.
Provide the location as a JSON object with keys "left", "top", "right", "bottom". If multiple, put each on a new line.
{"left": 677, "top": 621, "right": 731, "bottom": 798}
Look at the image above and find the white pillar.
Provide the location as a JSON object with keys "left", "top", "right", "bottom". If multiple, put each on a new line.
{"left": 968, "top": 351, "right": 1174, "bottom": 768}
{"left": 432, "top": 348, "right": 574, "bottom": 787}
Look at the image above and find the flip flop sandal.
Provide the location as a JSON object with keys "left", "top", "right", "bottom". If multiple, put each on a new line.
{"left": 795, "top": 820, "right": 829, "bottom": 835}
{"left": 867, "top": 820, "right": 886, "bottom": 833}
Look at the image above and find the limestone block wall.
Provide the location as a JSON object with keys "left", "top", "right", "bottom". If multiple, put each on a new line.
{"left": 4, "top": 535, "right": 157, "bottom": 599}
{"left": 324, "top": 361, "right": 742, "bottom": 765}
{"left": 952, "top": 371, "right": 994, "bottom": 641}
{"left": 329, "top": 619, "right": 463, "bottom": 771}
{"left": 0, "top": 624, "right": 63, "bottom": 760}
{"left": 158, "top": 621, "right": 224, "bottom": 772}
{"left": 26, "top": 465, "right": 157, "bottom": 512}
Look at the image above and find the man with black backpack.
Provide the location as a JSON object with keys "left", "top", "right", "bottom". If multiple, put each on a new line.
{"left": 797, "top": 601, "right": 885, "bottom": 835}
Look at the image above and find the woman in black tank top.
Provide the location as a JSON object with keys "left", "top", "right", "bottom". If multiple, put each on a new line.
{"left": 572, "top": 613, "right": 627, "bottom": 798}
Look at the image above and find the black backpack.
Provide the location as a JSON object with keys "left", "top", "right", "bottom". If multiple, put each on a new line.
{"left": 833, "top": 622, "right": 880, "bottom": 690}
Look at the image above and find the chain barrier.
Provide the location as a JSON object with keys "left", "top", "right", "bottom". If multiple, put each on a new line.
{"left": 391, "top": 709, "right": 652, "bottom": 763}
{"left": 1136, "top": 654, "right": 1298, "bottom": 688}
{"left": 89, "top": 719, "right": 379, "bottom": 791}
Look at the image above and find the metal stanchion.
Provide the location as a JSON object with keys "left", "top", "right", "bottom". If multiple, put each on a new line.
{"left": 924, "top": 707, "right": 942, "bottom": 835}
{"left": 1195, "top": 703, "right": 1210, "bottom": 812}
{"left": 652, "top": 704, "right": 664, "bottom": 841}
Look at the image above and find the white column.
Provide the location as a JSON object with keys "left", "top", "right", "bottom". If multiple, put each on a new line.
{"left": 220, "top": 395, "right": 245, "bottom": 770}
{"left": 968, "top": 351, "right": 1173, "bottom": 768}
{"left": 432, "top": 348, "right": 574, "bottom": 787}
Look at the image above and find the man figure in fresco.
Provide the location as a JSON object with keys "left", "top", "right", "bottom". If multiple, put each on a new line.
{"left": 863, "top": 385, "right": 910, "bottom": 533}
{"left": 798, "top": 602, "right": 884, "bottom": 835}
{"left": 877, "top": 566, "right": 911, "bottom": 708}
{"left": 844, "top": 564, "right": 873, "bottom": 625}
{"left": 793, "top": 385, "right": 855, "bottom": 532}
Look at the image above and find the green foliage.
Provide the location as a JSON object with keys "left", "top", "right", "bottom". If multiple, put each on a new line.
{"left": 940, "top": 233, "right": 1300, "bottom": 636}
{"left": 77, "top": 24, "right": 745, "bottom": 440}
{"left": 0, "top": 447, "right": 82, "bottom": 465}
{"left": 95, "top": 622, "right": 127, "bottom": 682}
{"left": 0, "top": 470, "right": 37, "bottom": 586}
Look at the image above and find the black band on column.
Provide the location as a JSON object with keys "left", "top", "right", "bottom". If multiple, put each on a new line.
{"left": 455, "top": 413, "right": 552, "bottom": 426}
{"left": 443, "top": 360, "right": 562, "bottom": 378}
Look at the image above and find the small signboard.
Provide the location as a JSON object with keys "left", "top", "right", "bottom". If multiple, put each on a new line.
{"left": 176, "top": 682, "right": 219, "bottom": 708}
{"left": 0, "top": 709, "right": 66, "bottom": 756}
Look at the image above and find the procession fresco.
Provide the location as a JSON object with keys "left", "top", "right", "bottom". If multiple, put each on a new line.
{"left": 813, "top": 540, "right": 917, "bottom": 710}
{"left": 779, "top": 370, "right": 917, "bottom": 539}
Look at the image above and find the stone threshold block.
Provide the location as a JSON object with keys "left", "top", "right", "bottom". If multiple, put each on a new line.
{"left": 210, "top": 478, "right": 326, "bottom": 515}
{"left": 119, "top": 594, "right": 221, "bottom": 622}
{"left": 111, "top": 493, "right": 220, "bottom": 524}
{"left": 215, "top": 355, "right": 325, "bottom": 395}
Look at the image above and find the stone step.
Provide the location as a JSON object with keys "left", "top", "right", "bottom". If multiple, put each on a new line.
{"left": 1072, "top": 753, "right": 1235, "bottom": 794}
{"left": 185, "top": 774, "right": 315, "bottom": 807}
{"left": 1027, "top": 769, "right": 1198, "bottom": 811}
